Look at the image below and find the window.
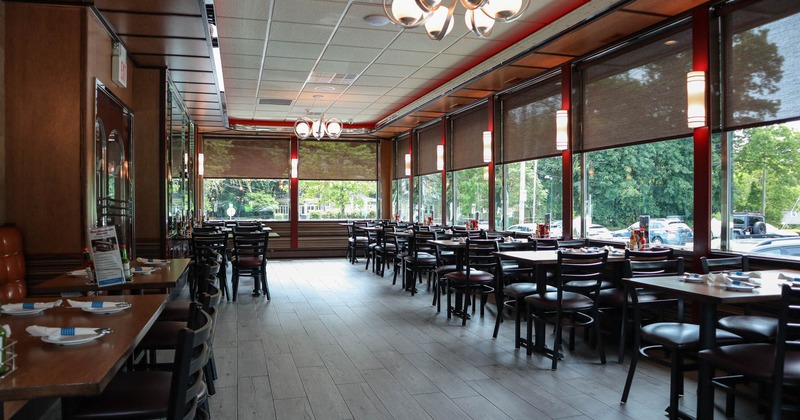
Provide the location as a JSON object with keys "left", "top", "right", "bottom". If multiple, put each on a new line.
{"left": 202, "top": 138, "right": 289, "bottom": 221}
{"left": 450, "top": 104, "right": 489, "bottom": 226}
{"left": 500, "top": 158, "right": 562, "bottom": 236}
{"left": 415, "top": 122, "right": 443, "bottom": 224}
{"left": 393, "top": 137, "right": 411, "bottom": 221}
{"left": 297, "top": 141, "right": 378, "bottom": 220}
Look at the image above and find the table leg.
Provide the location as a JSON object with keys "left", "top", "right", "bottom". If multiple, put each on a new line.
{"left": 696, "top": 302, "right": 717, "bottom": 420}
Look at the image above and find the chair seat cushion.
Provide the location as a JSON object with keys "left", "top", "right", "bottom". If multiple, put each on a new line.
{"left": 157, "top": 301, "right": 191, "bottom": 322}
{"left": 718, "top": 315, "right": 778, "bottom": 343}
{"left": 404, "top": 255, "right": 436, "bottom": 265}
{"left": 641, "top": 322, "right": 741, "bottom": 349}
{"left": 65, "top": 371, "right": 172, "bottom": 419}
{"left": 434, "top": 264, "right": 459, "bottom": 275}
{"left": 699, "top": 344, "right": 800, "bottom": 383}
{"left": 444, "top": 269, "right": 494, "bottom": 283}
{"left": 237, "top": 257, "right": 263, "bottom": 267}
{"left": 524, "top": 291, "right": 594, "bottom": 311}
{"left": 504, "top": 283, "right": 556, "bottom": 297}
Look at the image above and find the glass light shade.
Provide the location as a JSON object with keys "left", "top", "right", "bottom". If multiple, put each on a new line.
{"left": 291, "top": 158, "right": 298, "bottom": 178}
{"left": 405, "top": 153, "right": 412, "bottom": 176}
{"left": 482, "top": 131, "right": 492, "bottom": 162}
{"left": 465, "top": 8, "right": 494, "bottom": 37}
{"left": 556, "top": 109, "right": 569, "bottom": 151}
{"left": 294, "top": 117, "right": 312, "bottom": 139}
{"left": 326, "top": 118, "right": 342, "bottom": 139}
{"left": 311, "top": 120, "right": 325, "bottom": 140}
{"left": 384, "top": 0, "right": 429, "bottom": 27}
{"left": 198, "top": 153, "right": 204, "bottom": 176}
{"left": 481, "top": 0, "right": 528, "bottom": 22}
{"left": 424, "top": 3, "right": 455, "bottom": 40}
{"left": 436, "top": 144, "right": 444, "bottom": 171}
{"left": 460, "top": 0, "right": 488, "bottom": 10}
{"left": 687, "top": 71, "right": 706, "bottom": 128}
{"left": 415, "top": 0, "right": 443, "bottom": 12}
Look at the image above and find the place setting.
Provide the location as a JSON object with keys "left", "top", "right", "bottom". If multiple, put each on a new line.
{"left": 26, "top": 325, "right": 113, "bottom": 346}
{"left": 66, "top": 299, "right": 131, "bottom": 315}
{"left": 136, "top": 258, "right": 168, "bottom": 266}
{"left": 0, "top": 300, "right": 62, "bottom": 316}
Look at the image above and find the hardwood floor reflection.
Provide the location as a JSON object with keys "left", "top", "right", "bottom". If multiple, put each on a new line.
{"left": 206, "top": 258, "right": 757, "bottom": 420}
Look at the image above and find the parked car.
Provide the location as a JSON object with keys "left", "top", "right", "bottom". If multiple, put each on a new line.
{"left": 507, "top": 223, "right": 538, "bottom": 232}
{"left": 751, "top": 238, "right": 800, "bottom": 256}
{"left": 733, "top": 212, "right": 767, "bottom": 236}
{"left": 611, "top": 219, "right": 693, "bottom": 245}
{"left": 587, "top": 224, "right": 613, "bottom": 239}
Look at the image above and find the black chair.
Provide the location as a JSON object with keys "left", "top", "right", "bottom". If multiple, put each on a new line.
{"left": 190, "top": 231, "right": 229, "bottom": 300}
{"left": 525, "top": 250, "right": 608, "bottom": 370}
{"left": 402, "top": 230, "right": 438, "bottom": 295}
{"left": 620, "top": 259, "right": 741, "bottom": 419}
{"left": 374, "top": 226, "right": 398, "bottom": 277}
{"left": 699, "top": 283, "right": 800, "bottom": 419}
{"left": 346, "top": 223, "right": 369, "bottom": 264}
{"left": 701, "top": 256, "right": 778, "bottom": 343}
{"left": 64, "top": 305, "right": 212, "bottom": 420}
{"left": 232, "top": 230, "right": 270, "bottom": 300}
{"left": 557, "top": 239, "right": 586, "bottom": 248}
{"left": 158, "top": 252, "right": 221, "bottom": 322}
{"left": 443, "top": 238, "right": 498, "bottom": 325}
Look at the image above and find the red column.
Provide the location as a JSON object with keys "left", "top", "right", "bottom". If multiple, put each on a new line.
{"left": 290, "top": 137, "right": 299, "bottom": 249}
{"left": 692, "top": 8, "right": 711, "bottom": 256}
{"left": 487, "top": 98, "right": 496, "bottom": 232}
{"left": 440, "top": 117, "right": 447, "bottom": 225}
{"left": 407, "top": 130, "right": 414, "bottom": 222}
{"left": 561, "top": 64, "right": 573, "bottom": 239}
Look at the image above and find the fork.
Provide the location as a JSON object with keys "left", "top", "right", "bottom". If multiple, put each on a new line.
{"left": 94, "top": 328, "right": 113, "bottom": 335}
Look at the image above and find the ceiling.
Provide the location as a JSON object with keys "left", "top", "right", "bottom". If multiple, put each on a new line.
{"left": 93, "top": 0, "right": 709, "bottom": 139}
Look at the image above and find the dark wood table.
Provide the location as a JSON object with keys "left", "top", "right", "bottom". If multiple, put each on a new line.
{"left": 623, "top": 269, "right": 800, "bottom": 419}
{"left": 0, "top": 294, "right": 168, "bottom": 416}
{"left": 31, "top": 258, "right": 190, "bottom": 295}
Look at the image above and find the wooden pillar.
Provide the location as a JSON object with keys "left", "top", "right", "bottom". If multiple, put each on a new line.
{"left": 561, "top": 64, "right": 573, "bottom": 239}
{"left": 692, "top": 8, "right": 711, "bottom": 257}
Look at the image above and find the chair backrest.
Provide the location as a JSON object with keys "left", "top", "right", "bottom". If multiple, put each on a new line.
{"left": 497, "top": 239, "right": 536, "bottom": 252}
{"left": 192, "top": 226, "right": 219, "bottom": 234}
{"left": 534, "top": 238, "right": 558, "bottom": 250}
{"left": 194, "top": 257, "right": 221, "bottom": 298}
{"left": 699, "top": 255, "right": 749, "bottom": 274}
{"left": 773, "top": 284, "right": 800, "bottom": 400}
{"left": 409, "top": 231, "right": 437, "bottom": 257}
{"left": 168, "top": 304, "right": 212, "bottom": 420}
{"left": 0, "top": 226, "right": 27, "bottom": 300}
{"left": 203, "top": 221, "right": 224, "bottom": 228}
{"left": 233, "top": 231, "right": 269, "bottom": 267}
{"left": 236, "top": 220, "right": 261, "bottom": 228}
{"left": 192, "top": 232, "right": 228, "bottom": 265}
{"left": 558, "top": 239, "right": 586, "bottom": 249}
{"left": 624, "top": 248, "right": 674, "bottom": 261}
{"left": 233, "top": 226, "right": 261, "bottom": 233}
{"left": 623, "top": 257, "right": 685, "bottom": 278}
{"left": 556, "top": 250, "right": 608, "bottom": 297}
{"left": 464, "top": 238, "right": 500, "bottom": 278}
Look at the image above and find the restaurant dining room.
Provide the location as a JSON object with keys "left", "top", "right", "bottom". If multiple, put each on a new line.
{"left": 1, "top": 0, "right": 800, "bottom": 418}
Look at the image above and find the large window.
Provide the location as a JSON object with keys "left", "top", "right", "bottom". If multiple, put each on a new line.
{"left": 452, "top": 167, "right": 489, "bottom": 228}
{"left": 393, "top": 137, "right": 410, "bottom": 221}
{"left": 501, "top": 158, "right": 562, "bottom": 236}
{"left": 297, "top": 141, "right": 378, "bottom": 220}
{"left": 415, "top": 123, "right": 443, "bottom": 223}
{"left": 202, "top": 138, "right": 289, "bottom": 221}
{"left": 450, "top": 104, "right": 489, "bottom": 227}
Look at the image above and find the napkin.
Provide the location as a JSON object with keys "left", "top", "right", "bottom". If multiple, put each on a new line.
{"left": 68, "top": 269, "right": 89, "bottom": 277}
{"left": 730, "top": 271, "right": 762, "bottom": 279}
{"left": 66, "top": 299, "right": 126, "bottom": 309}
{"left": 26, "top": 325, "right": 99, "bottom": 337}
{"left": 778, "top": 273, "right": 800, "bottom": 282}
{"left": 2, "top": 300, "right": 62, "bottom": 311}
{"left": 704, "top": 273, "right": 730, "bottom": 286}
{"left": 136, "top": 258, "right": 167, "bottom": 265}
{"left": 444, "top": 229, "right": 453, "bottom": 235}
{"left": 504, "top": 236, "right": 513, "bottom": 243}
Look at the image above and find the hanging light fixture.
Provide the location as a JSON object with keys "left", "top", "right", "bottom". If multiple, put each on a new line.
{"left": 294, "top": 95, "right": 344, "bottom": 140}
{"left": 383, "top": 0, "right": 530, "bottom": 40}
{"left": 686, "top": 71, "right": 706, "bottom": 128}
{"left": 555, "top": 109, "right": 569, "bottom": 151}
{"left": 436, "top": 144, "right": 444, "bottom": 171}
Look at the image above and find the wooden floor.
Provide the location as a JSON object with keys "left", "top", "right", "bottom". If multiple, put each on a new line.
{"left": 207, "top": 258, "right": 759, "bottom": 420}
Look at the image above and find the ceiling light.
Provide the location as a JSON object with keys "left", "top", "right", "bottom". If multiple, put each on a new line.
{"left": 294, "top": 95, "right": 344, "bottom": 140}
{"left": 383, "top": 0, "right": 530, "bottom": 40}
{"left": 364, "top": 14, "right": 391, "bottom": 26}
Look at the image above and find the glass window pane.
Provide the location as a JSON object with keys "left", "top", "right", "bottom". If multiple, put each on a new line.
{"left": 203, "top": 178, "right": 289, "bottom": 221}
{"left": 393, "top": 178, "right": 410, "bottom": 221}
{"left": 417, "top": 173, "right": 442, "bottom": 224}
{"left": 298, "top": 180, "right": 377, "bottom": 220}
{"left": 452, "top": 167, "right": 489, "bottom": 229}
{"left": 501, "top": 158, "right": 562, "bottom": 236}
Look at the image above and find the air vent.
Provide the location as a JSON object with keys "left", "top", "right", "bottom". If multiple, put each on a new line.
{"left": 306, "top": 72, "right": 358, "bottom": 85}
{"left": 205, "top": 4, "right": 218, "bottom": 47}
{"left": 258, "top": 98, "right": 293, "bottom": 106}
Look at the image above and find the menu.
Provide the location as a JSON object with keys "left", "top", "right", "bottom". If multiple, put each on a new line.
{"left": 88, "top": 226, "right": 125, "bottom": 287}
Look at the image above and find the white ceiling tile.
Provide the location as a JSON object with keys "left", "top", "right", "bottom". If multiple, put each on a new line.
{"left": 215, "top": 0, "right": 270, "bottom": 20}
{"left": 330, "top": 27, "right": 400, "bottom": 48}
{"left": 260, "top": 69, "right": 309, "bottom": 83}
{"left": 221, "top": 53, "right": 263, "bottom": 70}
{"left": 321, "top": 45, "right": 383, "bottom": 64}
{"left": 262, "top": 57, "right": 317, "bottom": 72}
{"left": 265, "top": 41, "right": 325, "bottom": 60}
{"left": 224, "top": 67, "right": 260, "bottom": 80}
{"left": 217, "top": 17, "right": 268, "bottom": 41}
{"left": 362, "top": 63, "right": 419, "bottom": 78}
{"left": 374, "top": 49, "right": 436, "bottom": 66}
{"left": 269, "top": 21, "right": 335, "bottom": 44}
{"left": 219, "top": 38, "right": 265, "bottom": 56}
{"left": 313, "top": 60, "right": 367, "bottom": 74}
{"left": 273, "top": 0, "right": 350, "bottom": 26}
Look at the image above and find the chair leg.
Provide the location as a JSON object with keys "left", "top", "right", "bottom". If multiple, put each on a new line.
{"left": 526, "top": 306, "right": 535, "bottom": 356}
{"left": 492, "top": 296, "right": 503, "bottom": 339}
{"left": 618, "top": 300, "right": 629, "bottom": 363}
{"left": 593, "top": 308, "right": 606, "bottom": 364}
{"left": 551, "top": 313, "right": 563, "bottom": 370}
{"left": 262, "top": 271, "right": 270, "bottom": 300}
{"left": 668, "top": 351, "right": 682, "bottom": 419}
{"left": 620, "top": 345, "right": 638, "bottom": 404}
{"left": 232, "top": 272, "right": 239, "bottom": 302}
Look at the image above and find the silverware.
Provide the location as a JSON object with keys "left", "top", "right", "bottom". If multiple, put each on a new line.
{"left": 93, "top": 328, "right": 113, "bottom": 335}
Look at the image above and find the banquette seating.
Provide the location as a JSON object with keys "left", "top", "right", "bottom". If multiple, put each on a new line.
{"left": 0, "top": 225, "right": 28, "bottom": 300}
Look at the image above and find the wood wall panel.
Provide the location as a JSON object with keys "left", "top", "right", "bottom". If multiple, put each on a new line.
{"left": 6, "top": 4, "right": 83, "bottom": 255}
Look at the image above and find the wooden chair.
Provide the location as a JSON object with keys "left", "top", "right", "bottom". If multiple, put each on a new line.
{"left": 232, "top": 230, "right": 270, "bottom": 300}
{"left": 699, "top": 283, "right": 800, "bottom": 419}
{"left": 524, "top": 250, "right": 608, "bottom": 370}
{"left": 402, "top": 230, "right": 438, "bottom": 295}
{"left": 444, "top": 238, "right": 498, "bottom": 325}
{"left": 64, "top": 305, "right": 213, "bottom": 420}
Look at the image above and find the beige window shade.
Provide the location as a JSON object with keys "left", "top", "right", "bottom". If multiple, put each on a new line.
{"left": 298, "top": 141, "right": 377, "bottom": 180}
{"left": 394, "top": 137, "right": 410, "bottom": 179}
{"left": 204, "top": 138, "right": 290, "bottom": 179}
{"left": 416, "top": 122, "right": 442, "bottom": 175}
{"left": 579, "top": 25, "right": 692, "bottom": 151}
{"left": 501, "top": 77, "right": 561, "bottom": 162}
{"left": 451, "top": 104, "right": 488, "bottom": 170}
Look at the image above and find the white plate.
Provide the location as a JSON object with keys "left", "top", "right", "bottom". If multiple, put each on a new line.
{"left": 683, "top": 275, "right": 706, "bottom": 283}
{"left": 137, "top": 258, "right": 168, "bottom": 266}
{"left": 68, "top": 270, "right": 89, "bottom": 277}
{"left": 41, "top": 333, "right": 102, "bottom": 346}
{"left": 725, "top": 284, "right": 755, "bottom": 292}
{"left": 81, "top": 305, "right": 130, "bottom": 315}
{"left": 1, "top": 307, "right": 46, "bottom": 316}
{"left": 132, "top": 267, "right": 156, "bottom": 275}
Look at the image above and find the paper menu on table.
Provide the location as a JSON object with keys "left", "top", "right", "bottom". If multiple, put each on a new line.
{"left": 88, "top": 226, "right": 125, "bottom": 287}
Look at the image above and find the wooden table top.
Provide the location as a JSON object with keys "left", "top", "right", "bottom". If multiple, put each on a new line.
{"left": 0, "top": 294, "right": 167, "bottom": 400}
{"left": 494, "top": 249, "right": 626, "bottom": 264}
{"left": 31, "top": 258, "right": 190, "bottom": 295}
{"left": 623, "top": 269, "right": 800, "bottom": 305}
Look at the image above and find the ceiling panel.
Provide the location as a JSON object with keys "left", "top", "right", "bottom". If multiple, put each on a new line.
{"left": 170, "top": 71, "right": 215, "bottom": 84}
{"left": 216, "top": 17, "right": 268, "bottom": 41}
{"left": 122, "top": 36, "right": 209, "bottom": 57}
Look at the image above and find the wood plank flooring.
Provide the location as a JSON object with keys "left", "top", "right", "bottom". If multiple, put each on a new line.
{"left": 208, "top": 258, "right": 759, "bottom": 420}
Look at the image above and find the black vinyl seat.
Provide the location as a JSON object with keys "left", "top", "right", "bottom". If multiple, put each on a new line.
{"left": 443, "top": 238, "right": 498, "bottom": 325}
{"left": 231, "top": 230, "right": 270, "bottom": 300}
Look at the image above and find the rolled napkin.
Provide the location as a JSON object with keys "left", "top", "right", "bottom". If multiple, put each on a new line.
{"left": 136, "top": 258, "right": 168, "bottom": 265}
{"left": 504, "top": 236, "right": 513, "bottom": 243}
{"left": 26, "top": 325, "right": 99, "bottom": 337}
{"left": 778, "top": 273, "right": 800, "bottom": 282}
{"left": 66, "top": 299, "right": 127, "bottom": 309}
{"left": 707, "top": 273, "right": 731, "bottom": 286}
{"left": 2, "top": 300, "right": 62, "bottom": 311}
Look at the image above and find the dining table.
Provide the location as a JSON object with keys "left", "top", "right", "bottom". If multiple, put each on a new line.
{"left": 0, "top": 294, "right": 168, "bottom": 418}
{"left": 623, "top": 269, "right": 800, "bottom": 419}
{"left": 31, "top": 258, "right": 191, "bottom": 297}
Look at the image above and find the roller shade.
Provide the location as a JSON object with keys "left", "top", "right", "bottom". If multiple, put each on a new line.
{"left": 298, "top": 141, "right": 377, "bottom": 180}
{"left": 451, "top": 104, "right": 488, "bottom": 170}
{"left": 579, "top": 25, "right": 692, "bottom": 151}
{"left": 204, "top": 138, "right": 289, "bottom": 179}
{"left": 417, "top": 122, "right": 442, "bottom": 175}
{"left": 501, "top": 76, "right": 561, "bottom": 162}
{"left": 394, "top": 137, "right": 410, "bottom": 179}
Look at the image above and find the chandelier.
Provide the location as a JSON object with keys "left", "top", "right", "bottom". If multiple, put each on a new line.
{"left": 383, "top": 0, "right": 530, "bottom": 40}
{"left": 293, "top": 95, "right": 343, "bottom": 140}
